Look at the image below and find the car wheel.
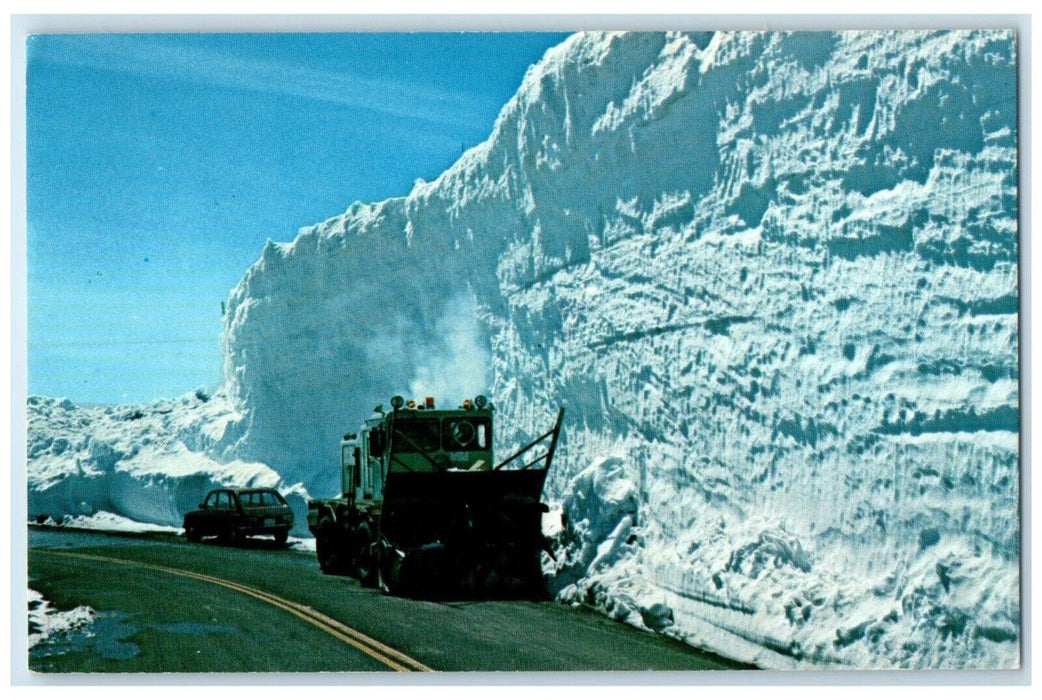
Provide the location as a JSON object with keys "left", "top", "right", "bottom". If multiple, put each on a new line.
{"left": 185, "top": 525, "right": 201, "bottom": 542}
{"left": 274, "top": 528, "right": 289, "bottom": 546}
{"left": 218, "top": 526, "right": 237, "bottom": 545}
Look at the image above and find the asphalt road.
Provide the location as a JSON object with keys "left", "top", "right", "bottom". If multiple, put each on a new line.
{"left": 27, "top": 527, "right": 754, "bottom": 674}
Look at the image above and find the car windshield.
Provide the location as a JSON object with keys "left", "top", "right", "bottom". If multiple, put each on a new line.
{"left": 240, "top": 490, "right": 285, "bottom": 507}
{"left": 205, "top": 491, "right": 232, "bottom": 509}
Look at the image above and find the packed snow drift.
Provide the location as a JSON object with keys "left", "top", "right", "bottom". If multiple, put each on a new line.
{"left": 27, "top": 392, "right": 310, "bottom": 535}
{"left": 28, "top": 30, "right": 1018, "bottom": 670}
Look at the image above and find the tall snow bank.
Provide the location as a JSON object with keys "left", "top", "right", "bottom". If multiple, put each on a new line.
{"left": 217, "top": 31, "right": 1017, "bottom": 668}
{"left": 27, "top": 393, "right": 310, "bottom": 534}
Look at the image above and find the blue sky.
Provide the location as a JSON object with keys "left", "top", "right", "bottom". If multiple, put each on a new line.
{"left": 26, "top": 32, "right": 569, "bottom": 405}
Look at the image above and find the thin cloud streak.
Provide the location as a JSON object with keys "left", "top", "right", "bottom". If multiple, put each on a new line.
{"left": 37, "top": 35, "right": 487, "bottom": 129}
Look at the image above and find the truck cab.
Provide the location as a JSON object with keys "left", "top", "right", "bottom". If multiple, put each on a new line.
{"left": 340, "top": 408, "right": 389, "bottom": 503}
{"left": 338, "top": 396, "right": 494, "bottom": 504}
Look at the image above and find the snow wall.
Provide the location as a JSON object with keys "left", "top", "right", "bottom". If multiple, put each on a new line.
{"left": 218, "top": 31, "right": 1019, "bottom": 669}
{"left": 28, "top": 30, "right": 1018, "bottom": 670}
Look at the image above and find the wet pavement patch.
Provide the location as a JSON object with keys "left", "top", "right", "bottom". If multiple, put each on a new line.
{"left": 147, "top": 621, "right": 239, "bottom": 635}
{"left": 29, "top": 613, "right": 239, "bottom": 668}
{"left": 30, "top": 611, "right": 140, "bottom": 663}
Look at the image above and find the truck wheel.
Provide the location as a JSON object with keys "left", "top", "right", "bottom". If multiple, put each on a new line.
{"left": 355, "top": 548, "right": 378, "bottom": 586}
{"left": 316, "top": 521, "right": 347, "bottom": 574}
{"left": 378, "top": 545, "right": 407, "bottom": 596}
{"left": 352, "top": 524, "right": 378, "bottom": 586}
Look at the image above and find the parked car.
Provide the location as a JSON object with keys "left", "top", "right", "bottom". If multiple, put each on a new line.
{"left": 183, "top": 488, "right": 294, "bottom": 545}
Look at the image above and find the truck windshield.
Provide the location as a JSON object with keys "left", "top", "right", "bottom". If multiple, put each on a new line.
{"left": 443, "top": 417, "right": 490, "bottom": 450}
{"left": 392, "top": 418, "right": 441, "bottom": 453}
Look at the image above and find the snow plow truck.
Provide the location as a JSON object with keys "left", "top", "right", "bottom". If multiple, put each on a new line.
{"left": 307, "top": 394, "right": 564, "bottom": 598}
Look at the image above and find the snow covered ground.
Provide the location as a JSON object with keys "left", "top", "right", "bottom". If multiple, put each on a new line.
{"left": 27, "top": 30, "right": 1019, "bottom": 670}
{"left": 28, "top": 589, "right": 96, "bottom": 651}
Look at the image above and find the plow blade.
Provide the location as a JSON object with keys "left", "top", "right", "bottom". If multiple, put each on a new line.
{"left": 378, "top": 469, "right": 550, "bottom": 597}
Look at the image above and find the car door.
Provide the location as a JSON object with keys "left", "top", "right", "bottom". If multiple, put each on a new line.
{"left": 228, "top": 491, "right": 245, "bottom": 533}
{"left": 207, "top": 490, "right": 232, "bottom": 536}
{"left": 199, "top": 490, "right": 222, "bottom": 535}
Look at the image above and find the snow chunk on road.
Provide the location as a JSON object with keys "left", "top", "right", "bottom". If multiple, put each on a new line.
{"left": 28, "top": 589, "right": 96, "bottom": 650}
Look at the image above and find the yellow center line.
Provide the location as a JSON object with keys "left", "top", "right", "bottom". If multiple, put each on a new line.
{"left": 31, "top": 548, "right": 433, "bottom": 672}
